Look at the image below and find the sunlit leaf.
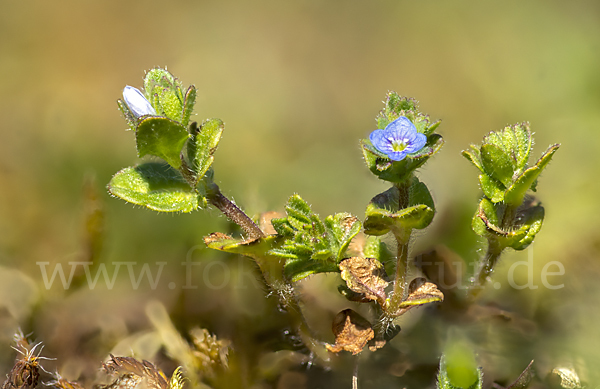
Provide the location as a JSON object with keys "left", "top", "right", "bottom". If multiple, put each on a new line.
{"left": 108, "top": 163, "right": 201, "bottom": 213}
{"left": 136, "top": 117, "right": 189, "bottom": 169}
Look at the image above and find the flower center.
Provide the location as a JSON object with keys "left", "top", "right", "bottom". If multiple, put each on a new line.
{"left": 391, "top": 138, "right": 410, "bottom": 152}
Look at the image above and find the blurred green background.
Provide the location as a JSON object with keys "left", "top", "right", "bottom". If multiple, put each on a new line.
{"left": 1, "top": 0, "right": 599, "bottom": 387}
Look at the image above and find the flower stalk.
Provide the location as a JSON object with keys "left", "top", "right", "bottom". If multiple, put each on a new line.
{"left": 204, "top": 180, "right": 265, "bottom": 240}
{"left": 385, "top": 180, "right": 411, "bottom": 316}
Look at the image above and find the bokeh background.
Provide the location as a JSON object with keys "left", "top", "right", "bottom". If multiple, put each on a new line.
{"left": 1, "top": 0, "right": 599, "bottom": 387}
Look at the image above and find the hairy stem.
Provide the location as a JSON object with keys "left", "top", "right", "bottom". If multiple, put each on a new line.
{"left": 471, "top": 203, "right": 516, "bottom": 297}
{"left": 205, "top": 181, "right": 265, "bottom": 240}
{"left": 385, "top": 180, "right": 411, "bottom": 316}
{"left": 256, "top": 257, "right": 328, "bottom": 361}
{"left": 470, "top": 238, "right": 504, "bottom": 298}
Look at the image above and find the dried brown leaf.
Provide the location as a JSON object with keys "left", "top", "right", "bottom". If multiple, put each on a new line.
{"left": 397, "top": 277, "right": 444, "bottom": 311}
{"left": 203, "top": 232, "right": 233, "bottom": 245}
{"left": 103, "top": 356, "right": 167, "bottom": 389}
{"left": 2, "top": 333, "right": 48, "bottom": 389}
{"left": 99, "top": 374, "right": 142, "bottom": 389}
{"left": 367, "top": 339, "right": 387, "bottom": 352}
{"left": 339, "top": 257, "right": 388, "bottom": 304}
{"left": 548, "top": 367, "right": 582, "bottom": 389}
{"left": 47, "top": 375, "right": 85, "bottom": 389}
{"left": 325, "top": 309, "right": 374, "bottom": 355}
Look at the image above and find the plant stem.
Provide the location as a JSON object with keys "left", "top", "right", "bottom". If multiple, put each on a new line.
{"left": 476, "top": 238, "right": 504, "bottom": 287}
{"left": 205, "top": 182, "right": 265, "bottom": 240}
{"left": 178, "top": 158, "right": 264, "bottom": 240}
{"left": 352, "top": 356, "right": 359, "bottom": 389}
{"left": 385, "top": 181, "right": 411, "bottom": 316}
{"left": 470, "top": 238, "right": 504, "bottom": 298}
{"left": 470, "top": 203, "right": 516, "bottom": 298}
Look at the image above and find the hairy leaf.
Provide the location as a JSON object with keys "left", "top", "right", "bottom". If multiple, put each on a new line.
{"left": 136, "top": 117, "right": 189, "bottom": 169}
{"left": 108, "top": 163, "right": 201, "bottom": 213}
{"left": 339, "top": 257, "right": 388, "bottom": 304}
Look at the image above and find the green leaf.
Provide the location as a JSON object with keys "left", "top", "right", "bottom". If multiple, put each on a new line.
{"left": 511, "top": 123, "right": 532, "bottom": 170}
{"left": 364, "top": 179, "right": 435, "bottom": 238}
{"left": 375, "top": 92, "right": 441, "bottom": 137}
{"left": 479, "top": 174, "right": 506, "bottom": 203}
{"left": 283, "top": 259, "right": 339, "bottom": 282}
{"left": 266, "top": 195, "right": 361, "bottom": 281}
{"left": 144, "top": 68, "right": 180, "bottom": 96}
{"left": 285, "top": 195, "right": 314, "bottom": 228}
{"left": 271, "top": 218, "right": 295, "bottom": 237}
{"left": 484, "top": 123, "right": 532, "bottom": 171}
{"left": 472, "top": 198, "right": 497, "bottom": 237}
{"left": 156, "top": 87, "right": 184, "bottom": 122}
{"left": 508, "top": 203, "right": 544, "bottom": 250}
{"left": 438, "top": 343, "right": 482, "bottom": 389}
{"left": 472, "top": 198, "right": 545, "bottom": 250}
{"left": 504, "top": 144, "right": 560, "bottom": 207}
{"left": 376, "top": 93, "right": 418, "bottom": 130}
{"left": 136, "top": 117, "right": 189, "bottom": 169}
{"left": 187, "top": 118, "right": 223, "bottom": 183}
{"left": 205, "top": 233, "right": 278, "bottom": 258}
{"left": 461, "top": 146, "right": 484, "bottom": 174}
{"left": 326, "top": 213, "right": 362, "bottom": 260}
{"left": 143, "top": 68, "right": 185, "bottom": 122}
{"left": 410, "top": 177, "right": 435, "bottom": 210}
{"left": 108, "top": 163, "right": 201, "bottom": 213}
{"left": 181, "top": 85, "right": 197, "bottom": 127}
{"left": 117, "top": 99, "right": 137, "bottom": 131}
{"left": 363, "top": 236, "right": 395, "bottom": 276}
{"left": 480, "top": 143, "right": 515, "bottom": 187}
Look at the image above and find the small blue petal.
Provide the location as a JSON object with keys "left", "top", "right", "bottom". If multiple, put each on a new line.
{"left": 123, "top": 85, "right": 156, "bottom": 118}
{"left": 368, "top": 116, "right": 426, "bottom": 161}
{"left": 405, "top": 132, "right": 427, "bottom": 154}
{"left": 370, "top": 129, "right": 394, "bottom": 153}
{"left": 387, "top": 151, "right": 408, "bottom": 161}
{"left": 385, "top": 116, "right": 415, "bottom": 136}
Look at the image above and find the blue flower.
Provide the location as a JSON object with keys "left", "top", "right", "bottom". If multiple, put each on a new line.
{"left": 369, "top": 116, "right": 427, "bottom": 161}
{"left": 123, "top": 85, "right": 156, "bottom": 118}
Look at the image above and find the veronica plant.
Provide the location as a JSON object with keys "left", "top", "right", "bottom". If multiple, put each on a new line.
{"left": 108, "top": 69, "right": 560, "bottom": 387}
{"left": 462, "top": 124, "right": 560, "bottom": 291}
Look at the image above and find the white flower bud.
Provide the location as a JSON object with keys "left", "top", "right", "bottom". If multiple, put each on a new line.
{"left": 123, "top": 85, "right": 156, "bottom": 118}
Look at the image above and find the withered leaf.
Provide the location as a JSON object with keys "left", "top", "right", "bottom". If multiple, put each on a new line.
{"left": 2, "top": 333, "right": 46, "bottom": 389}
{"left": 47, "top": 375, "right": 85, "bottom": 389}
{"left": 99, "top": 374, "right": 142, "bottom": 389}
{"left": 548, "top": 367, "right": 582, "bottom": 389}
{"left": 398, "top": 277, "right": 444, "bottom": 310}
{"left": 102, "top": 355, "right": 168, "bottom": 389}
{"left": 326, "top": 309, "right": 374, "bottom": 355}
{"left": 368, "top": 338, "right": 387, "bottom": 352}
{"left": 339, "top": 257, "right": 388, "bottom": 304}
{"left": 2, "top": 356, "right": 40, "bottom": 389}
{"left": 203, "top": 232, "right": 233, "bottom": 245}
